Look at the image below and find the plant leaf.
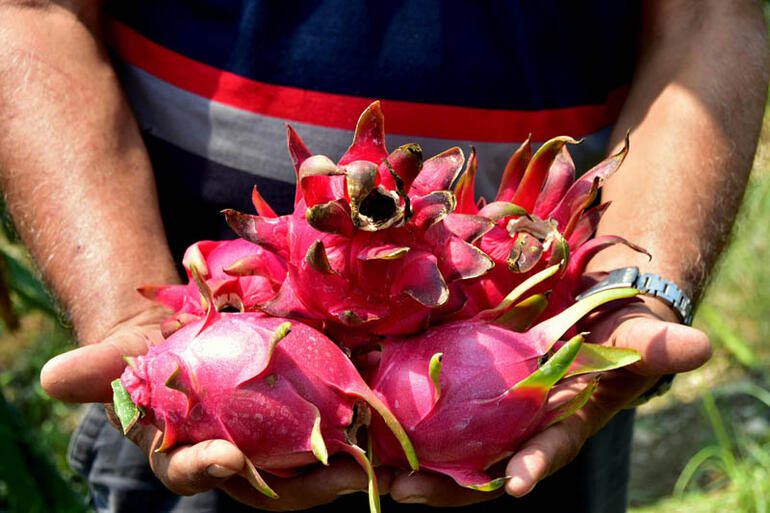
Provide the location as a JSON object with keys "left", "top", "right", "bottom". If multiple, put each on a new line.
{"left": 111, "top": 379, "right": 142, "bottom": 435}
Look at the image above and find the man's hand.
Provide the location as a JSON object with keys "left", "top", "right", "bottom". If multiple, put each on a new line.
{"left": 389, "top": 298, "right": 712, "bottom": 504}
{"left": 389, "top": 472, "right": 503, "bottom": 506}
{"left": 502, "top": 298, "right": 711, "bottom": 497}
{"left": 41, "top": 308, "right": 383, "bottom": 509}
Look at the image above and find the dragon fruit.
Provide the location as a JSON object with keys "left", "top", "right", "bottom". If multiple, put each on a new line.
{"left": 140, "top": 103, "right": 644, "bottom": 346}
{"left": 112, "top": 308, "right": 417, "bottom": 513}
{"left": 223, "top": 102, "right": 494, "bottom": 346}
{"left": 448, "top": 135, "right": 648, "bottom": 320}
{"left": 368, "top": 265, "right": 641, "bottom": 491}
{"left": 109, "top": 99, "right": 652, "bottom": 506}
{"left": 138, "top": 238, "right": 287, "bottom": 336}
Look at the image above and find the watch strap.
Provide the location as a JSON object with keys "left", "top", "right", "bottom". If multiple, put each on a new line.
{"left": 575, "top": 267, "right": 694, "bottom": 325}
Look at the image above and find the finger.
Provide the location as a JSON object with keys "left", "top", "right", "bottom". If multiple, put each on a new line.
{"left": 103, "top": 403, "right": 121, "bottom": 430}
{"left": 155, "top": 440, "right": 247, "bottom": 496}
{"left": 41, "top": 327, "right": 153, "bottom": 402}
{"left": 390, "top": 471, "right": 503, "bottom": 506}
{"left": 41, "top": 344, "right": 129, "bottom": 402}
{"left": 504, "top": 414, "right": 590, "bottom": 497}
{"left": 129, "top": 425, "right": 247, "bottom": 496}
{"left": 219, "top": 457, "right": 372, "bottom": 511}
{"left": 602, "top": 316, "right": 712, "bottom": 375}
{"left": 503, "top": 370, "right": 649, "bottom": 499}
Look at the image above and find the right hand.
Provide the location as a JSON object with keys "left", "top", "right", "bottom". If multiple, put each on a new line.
{"left": 41, "top": 307, "right": 384, "bottom": 509}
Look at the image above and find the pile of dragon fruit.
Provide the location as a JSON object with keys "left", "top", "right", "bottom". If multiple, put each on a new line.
{"left": 111, "top": 102, "right": 645, "bottom": 512}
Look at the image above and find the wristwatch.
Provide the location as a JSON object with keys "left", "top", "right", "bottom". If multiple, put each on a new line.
{"left": 574, "top": 267, "right": 694, "bottom": 406}
{"left": 575, "top": 267, "right": 694, "bottom": 325}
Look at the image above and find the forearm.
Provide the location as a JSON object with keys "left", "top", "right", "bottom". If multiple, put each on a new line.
{"left": 0, "top": 3, "right": 178, "bottom": 341}
{"left": 591, "top": 0, "right": 769, "bottom": 301}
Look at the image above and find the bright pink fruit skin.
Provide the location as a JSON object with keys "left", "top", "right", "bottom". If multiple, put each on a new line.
{"left": 139, "top": 103, "right": 645, "bottom": 346}
{"left": 138, "top": 239, "right": 286, "bottom": 335}
{"left": 121, "top": 313, "right": 386, "bottom": 473}
{"left": 445, "top": 132, "right": 654, "bottom": 335}
{"left": 367, "top": 285, "right": 641, "bottom": 490}
{"left": 119, "top": 101, "right": 647, "bottom": 496}
{"left": 368, "top": 320, "right": 546, "bottom": 488}
{"left": 223, "top": 102, "right": 494, "bottom": 346}
{"left": 447, "top": 137, "right": 634, "bottom": 321}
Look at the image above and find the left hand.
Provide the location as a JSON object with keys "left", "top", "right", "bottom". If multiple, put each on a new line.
{"left": 390, "top": 297, "right": 712, "bottom": 505}
{"left": 44, "top": 309, "right": 387, "bottom": 509}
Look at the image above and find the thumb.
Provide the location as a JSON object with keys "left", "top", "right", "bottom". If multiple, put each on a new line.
{"left": 41, "top": 325, "right": 154, "bottom": 403}
{"left": 603, "top": 316, "right": 712, "bottom": 375}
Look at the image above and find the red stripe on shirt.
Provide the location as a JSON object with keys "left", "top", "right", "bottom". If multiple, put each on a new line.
{"left": 108, "top": 20, "right": 628, "bottom": 143}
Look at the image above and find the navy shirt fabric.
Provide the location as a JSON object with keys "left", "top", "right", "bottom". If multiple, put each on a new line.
{"left": 107, "top": 0, "right": 637, "bottom": 110}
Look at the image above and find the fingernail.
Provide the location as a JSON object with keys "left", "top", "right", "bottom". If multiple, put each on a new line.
{"left": 207, "top": 464, "right": 236, "bottom": 478}
{"left": 337, "top": 488, "right": 362, "bottom": 496}
{"left": 399, "top": 495, "right": 428, "bottom": 504}
{"left": 507, "top": 477, "right": 534, "bottom": 497}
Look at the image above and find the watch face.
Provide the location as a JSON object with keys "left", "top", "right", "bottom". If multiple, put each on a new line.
{"left": 575, "top": 267, "right": 638, "bottom": 300}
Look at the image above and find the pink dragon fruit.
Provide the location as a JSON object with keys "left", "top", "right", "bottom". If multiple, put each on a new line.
{"left": 138, "top": 238, "right": 287, "bottom": 336}
{"left": 112, "top": 309, "right": 418, "bottom": 513}
{"left": 141, "top": 103, "right": 645, "bottom": 347}
{"left": 448, "top": 135, "right": 648, "bottom": 320}
{"left": 368, "top": 266, "right": 641, "bottom": 491}
{"left": 223, "top": 102, "right": 494, "bottom": 346}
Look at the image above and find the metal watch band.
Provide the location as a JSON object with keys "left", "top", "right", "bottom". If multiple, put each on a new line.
{"left": 575, "top": 267, "right": 694, "bottom": 325}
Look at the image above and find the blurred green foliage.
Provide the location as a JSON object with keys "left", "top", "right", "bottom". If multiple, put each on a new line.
{"left": 0, "top": 202, "right": 89, "bottom": 513}
{"left": 633, "top": 386, "right": 770, "bottom": 513}
{"left": 674, "top": 385, "right": 770, "bottom": 511}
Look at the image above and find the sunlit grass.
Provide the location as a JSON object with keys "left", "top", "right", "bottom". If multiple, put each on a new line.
{"left": 632, "top": 387, "right": 770, "bottom": 513}
{"left": 630, "top": 99, "right": 770, "bottom": 512}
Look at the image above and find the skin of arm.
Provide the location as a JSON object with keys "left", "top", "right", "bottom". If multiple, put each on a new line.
{"left": 0, "top": 0, "right": 178, "bottom": 344}
{"left": 390, "top": 0, "right": 770, "bottom": 505}
{"left": 1, "top": 1, "right": 376, "bottom": 507}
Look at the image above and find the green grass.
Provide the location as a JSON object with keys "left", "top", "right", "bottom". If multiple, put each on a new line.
{"left": 629, "top": 99, "right": 770, "bottom": 512}
{"left": 673, "top": 387, "right": 770, "bottom": 513}
{"left": 632, "top": 387, "right": 770, "bottom": 513}
{"left": 0, "top": 213, "right": 89, "bottom": 513}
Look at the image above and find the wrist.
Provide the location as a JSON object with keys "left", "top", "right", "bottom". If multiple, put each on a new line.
{"left": 639, "top": 295, "right": 681, "bottom": 325}
{"left": 586, "top": 245, "right": 699, "bottom": 301}
{"left": 73, "top": 300, "right": 173, "bottom": 345}
{"left": 68, "top": 261, "right": 180, "bottom": 344}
